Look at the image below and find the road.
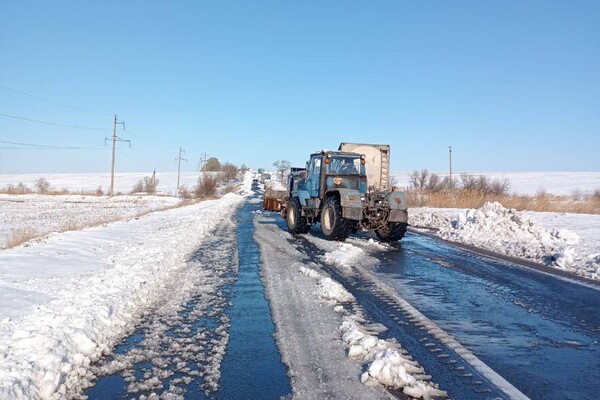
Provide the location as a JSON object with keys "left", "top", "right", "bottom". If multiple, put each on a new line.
{"left": 80, "top": 190, "right": 600, "bottom": 399}
{"left": 257, "top": 195, "right": 600, "bottom": 400}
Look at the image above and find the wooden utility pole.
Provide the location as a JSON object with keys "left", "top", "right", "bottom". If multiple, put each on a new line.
{"left": 176, "top": 146, "right": 188, "bottom": 190}
{"left": 107, "top": 114, "right": 128, "bottom": 195}
{"left": 449, "top": 146, "right": 453, "bottom": 181}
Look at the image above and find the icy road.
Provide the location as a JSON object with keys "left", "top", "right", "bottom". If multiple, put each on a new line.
{"left": 253, "top": 193, "right": 600, "bottom": 399}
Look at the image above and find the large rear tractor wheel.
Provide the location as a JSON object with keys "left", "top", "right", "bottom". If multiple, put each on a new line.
{"left": 287, "top": 198, "right": 310, "bottom": 234}
{"left": 320, "top": 197, "right": 354, "bottom": 240}
{"left": 375, "top": 222, "right": 408, "bottom": 242}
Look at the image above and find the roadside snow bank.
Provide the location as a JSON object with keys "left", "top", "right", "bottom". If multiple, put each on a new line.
{"left": 299, "top": 265, "right": 446, "bottom": 399}
{"left": 0, "top": 194, "right": 244, "bottom": 399}
{"left": 410, "top": 202, "right": 600, "bottom": 280}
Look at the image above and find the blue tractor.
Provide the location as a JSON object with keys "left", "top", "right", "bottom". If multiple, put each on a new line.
{"left": 283, "top": 150, "right": 408, "bottom": 241}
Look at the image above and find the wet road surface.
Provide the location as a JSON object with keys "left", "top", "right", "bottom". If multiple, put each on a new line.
{"left": 374, "top": 233, "right": 600, "bottom": 400}
{"left": 85, "top": 188, "right": 290, "bottom": 399}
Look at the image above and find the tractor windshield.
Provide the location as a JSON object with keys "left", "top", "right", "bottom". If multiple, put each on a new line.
{"left": 326, "top": 156, "right": 363, "bottom": 175}
{"left": 324, "top": 155, "right": 367, "bottom": 193}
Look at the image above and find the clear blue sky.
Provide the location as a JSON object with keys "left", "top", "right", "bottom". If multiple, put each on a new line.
{"left": 1, "top": 1, "right": 598, "bottom": 174}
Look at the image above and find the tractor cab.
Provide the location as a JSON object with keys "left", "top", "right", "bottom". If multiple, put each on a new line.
{"left": 321, "top": 152, "right": 368, "bottom": 195}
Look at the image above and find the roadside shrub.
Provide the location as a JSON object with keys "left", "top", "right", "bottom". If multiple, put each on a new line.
{"left": 460, "top": 173, "right": 509, "bottom": 196}
{"left": 178, "top": 185, "right": 192, "bottom": 200}
{"left": 34, "top": 177, "right": 51, "bottom": 194}
{"left": 409, "top": 169, "right": 430, "bottom": 191}
{"left": 408, "top": 170, "right": 455, "bottom": 193}
{"left": 131, "top": 176, "right": 159, "bottom": 194}
{"left": 95, "top": 186, "right": 104, "bottom": 196}
{"left": 221, "top": 163, "right": 238, "bottom": 182}
{"left": 1, "top": 182, "right": 33, "bottom": 194}
{"left": 194, "top": 175, "right": 218, "bottom": 198}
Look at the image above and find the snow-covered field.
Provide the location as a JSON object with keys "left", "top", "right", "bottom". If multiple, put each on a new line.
{"left": 392, "top": 171, "right": 600, "bottom": 195}
{"left": 410, "top": 203, "right": 600, "bottom": 280}
{"left": 0, "top": 173, "right": 253, "bottom": 399}
{"left": 0, "top": 194, "right": 182, "bottom": 248}
{"left": 0, "top": 172, "right": 202, "bottom": 195}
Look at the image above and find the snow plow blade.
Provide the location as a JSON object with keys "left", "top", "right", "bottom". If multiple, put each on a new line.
{"left": 263, "top": 189, "right": 287, "bottom": 212}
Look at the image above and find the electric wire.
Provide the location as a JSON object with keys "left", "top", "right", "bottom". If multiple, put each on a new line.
{"left": 0, "top": 84, "right": 111, "bottom": 116}
{"left": 0, "top": 113, "right": 109, "bottom": 130}
{"left": 0, "top": 140, "right": 106, "bottom": 150}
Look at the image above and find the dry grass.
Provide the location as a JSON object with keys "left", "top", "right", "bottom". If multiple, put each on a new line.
{"left": 0, "top": 183, "right": 33, "bottom": 195}
{"left": 5, "top": 228, "right": 41, "bottom": 248}
{"left": 406, "top": 190, "right": 600, "bottom": 214}
{"left": 3, "top": 199, "right": 207, "bottom": 249}
{"left": 194, "top": 175, "right": 218, "bottom": 198}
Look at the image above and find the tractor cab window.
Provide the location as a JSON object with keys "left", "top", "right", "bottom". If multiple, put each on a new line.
{"left": 327, "top": 157, "right": 361, "bottom": 175}
{"left": 311, "top": 157, "right": 321, "bottom": 177}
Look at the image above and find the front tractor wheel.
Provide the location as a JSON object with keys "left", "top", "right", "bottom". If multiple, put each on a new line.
{"left": 320, "top": 197, "right": 353, "bottom": 241}
{"left": 287, "top": 198, "right": 310, "bottom": 234}
{"left": 375, "top": 222, "right": 408, "bottom": 242}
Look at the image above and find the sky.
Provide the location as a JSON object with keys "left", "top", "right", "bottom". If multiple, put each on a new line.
{"left": 0, "top": 1, "right": 599, "bottom": 174}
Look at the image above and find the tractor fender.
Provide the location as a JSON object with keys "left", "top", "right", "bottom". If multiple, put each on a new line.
{"left": 327, "top": 189, "right": 363, "bottom": 220}
{"left": 386, "top": 191, "right": 408, "bottom": 210}
{"left": 386, "top": 191, "right": 408, "bottom": 223}
{"left": 333, "top": 188, "right": 363, "bottom": 208}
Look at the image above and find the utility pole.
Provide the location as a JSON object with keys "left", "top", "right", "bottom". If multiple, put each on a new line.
{"left": 106, "top": 114, "right": 129, "bottom": 195}
{"left": 449, "top": 146, "right": 453, "bottom": 181}
{"left": 198, "top": 152, "right": 208, "bottom": 172}
{"left": 176, "top": 146, "right": 188, "bottom": 191}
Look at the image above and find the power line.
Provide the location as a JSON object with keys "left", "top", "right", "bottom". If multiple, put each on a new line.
{"left": 0, "top": 84, "right": 110, "bottom": 116}
{"left": 0, "top": 113, "right": 109, "bottom": 130}
{"left": 125, "top": 123, "right": 168, "bottom": 154}
{"left": 0, "top": 139, "right": 106, "bottom": 150}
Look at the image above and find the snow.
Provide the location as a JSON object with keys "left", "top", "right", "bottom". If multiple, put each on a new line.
{"left": 410, "top": 203, "right": 600, "bottom": 280}
{"left": 323, "top": 243, "right": 366, "bottom": 268}
{"left": 0, "top": 172, "right": 253, "bottom": 399}
{"left": 392, "top": 171, "right": 600, "bottom": 195}
{"left": 0, "top": 172, "right": 203, "bottom": 195}
{"left": 0, "top": 193, "right": 182, "bottom": 248}
{"left": 317, "top": 277, "right": 356, "bottom": 303}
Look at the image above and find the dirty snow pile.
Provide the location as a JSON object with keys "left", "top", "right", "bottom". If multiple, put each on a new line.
{"left": 323, "top": 243, "right": 366, "bottom": 268}
{"left": 0, "top": 192, "right": 246, "bottom": 399}
{"left": 410, "top": 202, "right": 600, "bottom": 280}
{"left": 299, "top": 265, "right": 446, "bottom": 399}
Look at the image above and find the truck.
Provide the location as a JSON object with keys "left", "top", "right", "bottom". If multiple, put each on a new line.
{"left": 265, "top": 143, "right": 408, "bottom": 242}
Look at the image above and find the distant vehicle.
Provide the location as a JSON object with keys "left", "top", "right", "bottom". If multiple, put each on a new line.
{"left": 260, "top": 173, "right": 272, "bottom": 184}
{"left": 257, "top": 168, "right": 265, "bottom": 174}
{"left": 264, "top": 143, "right": 407, "bottom": 241}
